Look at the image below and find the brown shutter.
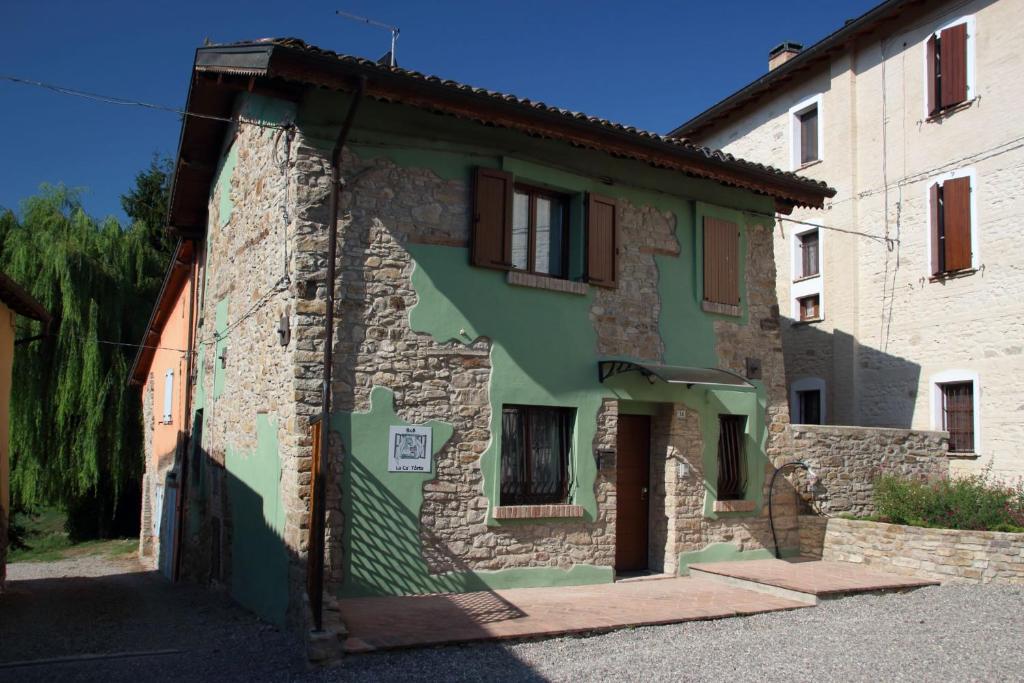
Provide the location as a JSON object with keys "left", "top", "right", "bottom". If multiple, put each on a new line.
{"left": 586, "top": 193, "right": 617, "bottom": 287}
{"left": 930, "top": 182, "right": 942, "bottom": 275}
{"left": 800, "top": 108, "right": 818, "bottom": 163}
{"left": 703, "top": 217, "right": 740, "bottom": 306}
{"left": 472, "top": 167, "right": 513, "bottom": 269}
{"left": 942, "top": 176, "right": 972, "bottom": 272}
{"left": 926, "top": 33, "right": 939, "bottom": 116}
{"left": 940, "top": 23, "right": 968, "bottom": 108}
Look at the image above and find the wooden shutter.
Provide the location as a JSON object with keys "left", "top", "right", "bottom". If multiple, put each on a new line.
{"left": 472, "top": 167, "right": 513, "bottom": 269}
{"left": 586, "top": 193, "right": 617, "bottom": 287}
{"left": 942, "top": 176, "right": 972, "bottom": 272}
{"left": 930, "top": 182, "right": 942, "bottom": 275}
{"left": 926, "top": 33, "right": 939, "bottom": 116}
{"left": 703, "top": 217, "right": 740, "bottom": 306}
{"left": 940, "top": 23, "right": 968, "bottom": 108}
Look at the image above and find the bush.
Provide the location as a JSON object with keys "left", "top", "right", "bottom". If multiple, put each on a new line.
{"left": 873, "top": 473, "right": 1024, "bottom": 533}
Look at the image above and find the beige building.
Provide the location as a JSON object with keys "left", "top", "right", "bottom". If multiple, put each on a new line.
{"left": 673, "top": 0, "right": 1024, "bottom": 478}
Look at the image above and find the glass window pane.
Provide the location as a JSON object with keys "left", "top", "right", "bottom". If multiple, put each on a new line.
{"left": 512, "top": 192, "right": 529, "bottom": 270}
{"left": 534, "top": 196, "right": 565, "bottom": 277}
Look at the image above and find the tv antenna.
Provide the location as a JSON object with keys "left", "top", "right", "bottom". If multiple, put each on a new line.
{"left": 335, "top": 10, "right": 400, "bottom": 67}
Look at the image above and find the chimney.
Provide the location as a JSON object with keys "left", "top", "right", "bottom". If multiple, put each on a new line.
{"left": 769, "top": 42, "right": 803, "bottom": 70}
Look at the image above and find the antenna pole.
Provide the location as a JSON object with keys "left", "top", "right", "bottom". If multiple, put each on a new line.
{"left": 335, "top": 9, "right": 400, "bottom": 66}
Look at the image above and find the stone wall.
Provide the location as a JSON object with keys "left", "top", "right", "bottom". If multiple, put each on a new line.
{"left": 801, "top": 516, "right": 1024, "bottom": 585}
{"left": 789, "top": 424, "right": 949, "bottom": 516}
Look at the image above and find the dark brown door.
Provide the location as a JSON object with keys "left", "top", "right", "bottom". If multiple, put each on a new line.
{"left": 616, "top": 414, "right": 650, "bottom": 572}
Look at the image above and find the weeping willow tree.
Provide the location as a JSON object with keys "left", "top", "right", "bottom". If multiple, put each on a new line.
{"left": 3, "top": 171, "right": 170, "bottom": 538}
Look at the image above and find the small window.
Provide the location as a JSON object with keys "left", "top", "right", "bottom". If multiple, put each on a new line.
{"left": 941, "top": 382, "right": 974, "bottom": 453}
{"left": 798, "top": 230, "right": 819, "bottom": 278}
{"left": 511, "top": 185, "right": 569, "bottom": 278}
{"left": 930, "top": 174, "right": 973, "bottom": 276}
{"left": 798, "top": 294, "right": 820, "bottom": 321}
{"left": 717, "top": 415, "right": 747, "bottom": 501}
{"left": 798, "top": 106, "right": 819, "bottom": 165}
{"left": 162, "top": 368, "right": 174, "bottom": 424}
{"left": 927, "top": 21, "right": 970, "bottom": 116}
{"left": 797, "top": 389, "right": 822, "bottom": 425}
{"left": 500, "top": 405, "right": 574, "bottom": 505}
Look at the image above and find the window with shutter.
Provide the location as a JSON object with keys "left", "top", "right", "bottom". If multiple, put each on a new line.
{"left": 941, "top": 382, "right": 974, "bottom": 453}
{"left": 798, "top": 107, "right": 819, "bottom": 165}
{"left": 586, "top": 193, "right": 617, "bottom": 287}
{"left": 511, "top": 185, "right": 570, "bottom": 278}
{"left": 472, "top": 167, "right": 514, "bottom": 270}
{"left": 163, "top": 368, "right": 174, "bottom": 424}
{"left": 930, "top": 174, "right": 973, "bottom": 276}
{"left": 703, "top": 217, "right": 740, "bottom": 311}
{"left": 927, "top": 20, "right": 970, "bottom": 116}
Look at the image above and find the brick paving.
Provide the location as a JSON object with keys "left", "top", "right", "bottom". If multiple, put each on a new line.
{"left": 339, "top": 575, "right": 809, "bottom": 652}
{"left": 688, "top": 559, "right": 939, "bottom": 597}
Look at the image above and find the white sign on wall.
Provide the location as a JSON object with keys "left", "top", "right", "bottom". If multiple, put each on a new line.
{"left": 387, "top": 425, "right": 432, "bottom": 473}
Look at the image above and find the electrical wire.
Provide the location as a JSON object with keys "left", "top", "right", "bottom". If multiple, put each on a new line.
{"left": 743, "top": 209, "right": 894, "bottom": 245}
{"left": 0, "top": 74, "right": 293, "bottom": 132}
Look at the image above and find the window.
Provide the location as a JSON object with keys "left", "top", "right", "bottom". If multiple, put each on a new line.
{"left": 471, "top": 167, "right": 617, "bottom": 286}
{"left": 702, "top": 216, "right": 741, "bottom": 313}
{"left": 500, "top": 405, "right": 574, "bottom": 505}
{"left": 929, "top": 171, "right": 975, "bottom": 276}
{"left": 162, "top": 368, "right": 174, "bottom": 424}
{"left": 512, "top": 186, "right": 568, "bottom": 277}
{"left": 716, "top": 415, "right": 747, "bottom": 501}
{"left": 798, "top": 294, "right": 820, "bottom": 321}
{"left": 789, "top": 94, "right": 823, "bottom": 170}
{"left": 797, "top": 390, "right": 822, "bottom": 425}
{"left": 940, "top": 382, "right": 974, "bottom": 453}
{"left": 798, "top": 230, "right": 819, "bottom": 278}
{"left": 798, "top": 107, "right": 819, "bottom": 165}
{"left": 926, "top": 19, "right": 972, "bottom": 117}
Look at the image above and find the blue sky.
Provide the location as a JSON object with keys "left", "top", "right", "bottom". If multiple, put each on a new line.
{"left": 1, "top": 0, "right": 876, "bottom": 222}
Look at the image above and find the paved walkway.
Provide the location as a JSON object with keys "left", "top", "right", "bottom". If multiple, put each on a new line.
{"left": 688, "top": 559, "right": 939, "bottom": 599}
{"left": 340, "top": 575, "right": 810, "bottom": 652}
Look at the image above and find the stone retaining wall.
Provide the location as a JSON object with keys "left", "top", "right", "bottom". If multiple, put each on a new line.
{"left": 800, "top": 516, "right": 1024, "bottom": 585}
{"left": 789, "top": 424, "right": 948, "bottom": 516}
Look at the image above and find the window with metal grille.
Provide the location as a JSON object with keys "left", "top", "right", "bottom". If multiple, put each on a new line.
{"left": 500, "top": 405, "right": 574, "bottom": 505}
{"left": 716, "top": 415, "right": 747, "bottom": 501}
{"left": 799, "top": 230, "right": 820, "bottom": 277}
{"left": 941, "top": 382, "right": 975, "bottom": 453}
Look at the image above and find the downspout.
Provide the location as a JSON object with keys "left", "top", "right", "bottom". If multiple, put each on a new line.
{"left": 312, "top": 77, "right": 366, "bottom": 632}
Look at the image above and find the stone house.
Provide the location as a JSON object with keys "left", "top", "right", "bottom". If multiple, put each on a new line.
{"left": 137, "top": 38, "right": 833, "bottom": 628}
{"left": 671, "top": 0, "right": 1024, "bottom": 478}
{"left": 0, "top": 273, "right": 50, "bottom": 589}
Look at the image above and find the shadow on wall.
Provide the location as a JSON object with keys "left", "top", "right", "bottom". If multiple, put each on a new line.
{"left": 781, "top": 318, "right": 922, "bottom": 428}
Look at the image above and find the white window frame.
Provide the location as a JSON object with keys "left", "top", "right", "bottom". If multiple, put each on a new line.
{"left": 929, "top": 369, "right": 981, "bottom": 454}
{"left": 790, "top": 377, "right": 826, "bottom": 424}
{"left": 790, "top": 225, "right": 824, "bottom": 322}
{"left": 924, "top": 166, "right": 979, "bottom": 276}
{"left": 922, "top": 14, "right": 977, "bottom": 120}
{"left": 788, "top": 94, "right": 824, "bottom": 171}
{"left": 162, "top": 368, "right": 174, "bottom": 425}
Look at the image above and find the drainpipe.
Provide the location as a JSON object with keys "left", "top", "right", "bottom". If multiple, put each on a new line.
{"left": 312, "top": 77, "right": 366, "bottom": 632}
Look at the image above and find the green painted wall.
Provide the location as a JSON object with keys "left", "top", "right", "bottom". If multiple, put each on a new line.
{"left": 225, "top": 414, "right": 289, "bottom": 624}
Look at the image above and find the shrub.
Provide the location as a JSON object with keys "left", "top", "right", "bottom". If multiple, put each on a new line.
{"left": 873, "top": 473, "right": 1024, "bottom": 533}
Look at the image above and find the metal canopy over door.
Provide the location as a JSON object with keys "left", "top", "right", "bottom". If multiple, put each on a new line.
{"left": 615, "top": 414, "right": 651, "bottom": 573}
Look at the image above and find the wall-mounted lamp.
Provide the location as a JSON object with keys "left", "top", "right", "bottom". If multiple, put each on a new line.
{"left": 218, "top": 347, "right": 228, "bottom": 369}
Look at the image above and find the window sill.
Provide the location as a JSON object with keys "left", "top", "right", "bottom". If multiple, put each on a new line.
{"left": 791, "top": 317, "right": 824, "bottom": 326}
{"left": 493, "top": 504, "right": 584, "bottom": 520}
{"left": 947, "top": 451, "right": 980, "bottom": 460}
{"left": 792, "top": 273, "right": 820, "bottom": 284}
{"left": 929, "top": 268, "right": 978, "bottom": 283}
{"left": 507, "top": 270, "right": 588, "bottom": 296}
{"left": 713, "top": 499, "right": 756, "bottom": 513}
{"left": 702, "top": 300, "right": 741, "bottom": 317}
{"left": 926, "top": 98, "right": 978, "bottom": 122}
{"left": 797, "top": 159, "right": 823, "bottom": 171}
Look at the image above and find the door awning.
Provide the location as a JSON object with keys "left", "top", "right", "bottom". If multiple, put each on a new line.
{"left": 598, "top": 360, "right": 754, "bottom": 389}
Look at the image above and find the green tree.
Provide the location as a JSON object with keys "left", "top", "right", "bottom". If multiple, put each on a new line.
{"left": 121, "top": 154, "right": 174, "bottom": 254}
{"left": 3, "top": 173, "right": 172, "bottom": 538}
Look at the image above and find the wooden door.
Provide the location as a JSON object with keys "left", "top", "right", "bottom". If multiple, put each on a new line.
{"left": 615, "top": 414, "right": 651, "bottom": 572}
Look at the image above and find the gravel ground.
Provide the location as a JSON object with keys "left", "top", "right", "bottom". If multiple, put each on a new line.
{"left": 3, "top": 556, "right": 1023, "bottom": 682}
